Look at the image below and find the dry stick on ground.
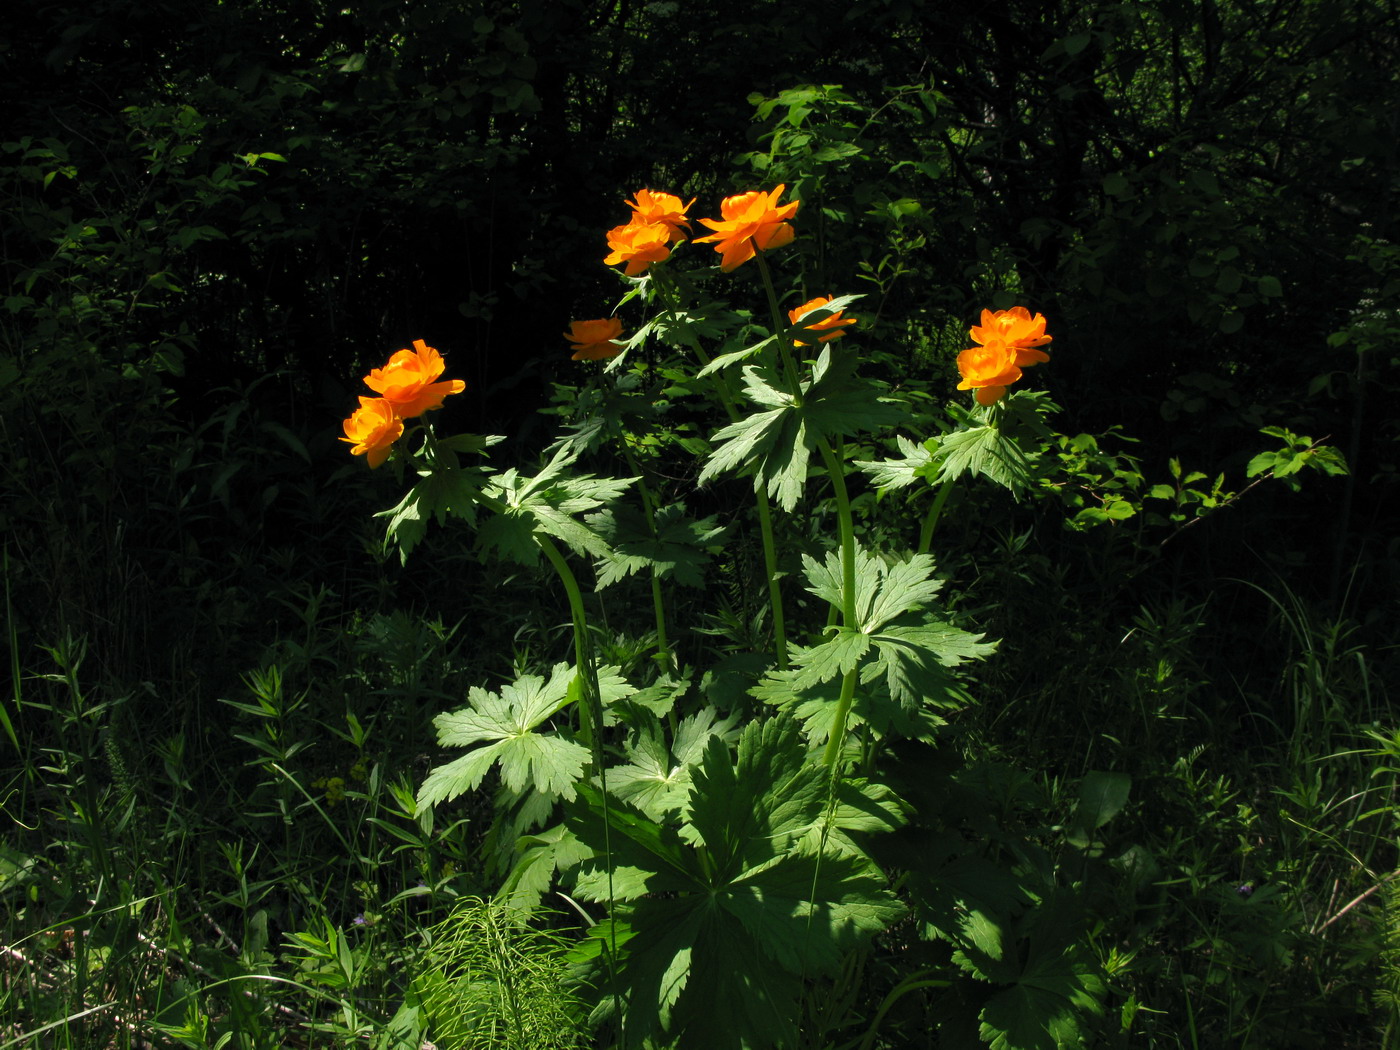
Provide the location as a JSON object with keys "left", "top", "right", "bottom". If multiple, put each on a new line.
{"left": 1315, "top": 869, "right": 1400, "bottom": 935}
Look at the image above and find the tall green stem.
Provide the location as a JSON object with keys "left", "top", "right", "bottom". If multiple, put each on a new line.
{"left": 459, "top": 482, "right": 608, "bottom": 741}
{"left": 535, "top": 534, "right": 603, "bottom": 761}
{"left": 667, "top": 283, "right": 788, "bottom": 669}
{"left": 917, "top": 476, "right": 956, "bottom": 555}
{"left": 533, "top": 532, "right": 623, "bottom": 1037}
{"left": 752, "top": 494, "right": 790, "bottom": 670}
{"left": 817, "top": 440, "right": 860, "bottom": 771}
{"left": 617, "top": 440, "right": 673, "bottom": 674}
{"left": 753, "top": 253, "right": 863, "bottom": 768}
{"left": 818, "top": 441, "right": 858, "bottom": 627}
{"left": 754, "top": 252, "right": 805, "bottom": 396}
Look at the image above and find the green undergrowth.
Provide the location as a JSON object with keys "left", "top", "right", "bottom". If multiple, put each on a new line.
{"left": 3, "top": 561, "right": 1393, "bottom": 1048}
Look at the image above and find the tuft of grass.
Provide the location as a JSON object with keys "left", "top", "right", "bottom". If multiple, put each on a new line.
{"left": 417, "top": 896, "right": 587, "bottom": 1050}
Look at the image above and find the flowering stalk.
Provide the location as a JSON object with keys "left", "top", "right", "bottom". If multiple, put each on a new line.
{"left": 752, "top": 256, "right": 862, "bottom": 771}
{"left": 754, "top": 254, "right": 864, "bottom": 709}
{"left": 689, "top": 337, "right": 791, "bottom": 671}
{"left": 615, "top": 438, "right": 674, "bottom": 675}
{"left": 652, "top": 269, "right": 790, "bottom": 669}
{"left": 531, "top": 531, "right": 625, "bottom": 1039}
{"left": 818, "top": 439, "right": 861, "bottom": 773}
{"left": 534, "top": 533, "right": 604, "bottom": 760}
{"left": 917, "top": 476, "right": 957, "bottom": 555}
{"left": 754, "top": 252, "right": 807, "bottom": 398}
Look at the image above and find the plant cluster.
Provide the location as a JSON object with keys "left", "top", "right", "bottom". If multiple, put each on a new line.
{"left": 332, "top": 179, "right": 1350, "bottom": 1048}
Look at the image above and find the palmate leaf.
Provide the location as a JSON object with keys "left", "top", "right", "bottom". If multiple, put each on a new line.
{"left": 801, "top": 547, "right": 945, "bottom": 633}
{"left": 607, "top": 707, "right": 738, "bottom": 820}
{"left": 497, "top": 822, "right": 592, "bottom": 916}
{"left": 588, "top": 502, "right": 726, "bottom": 589}
{"left": 698, "top": 377, "right": 805, "bottom": 508}
{"left": 799, "top": 777, "right": 913, "bottom": 860}
{"left": 802, "top": 341, "right": 908, "bottom": 437}
{"left": 791, "top": 628, "right": 871, "bottom": 692}
{"left": 378, "top": 465, "right": 493, "bottom": 563}
{"left": 477, "top": 446, "right": 637, "bottom": 565}
{"left": 750, "top": 665, "right": 853, "bottom": 743}
{"left": 863, "top": 621, "right": 996, "bottom": 709}
{"left": 794, "top": 547, "right": 990, "bottom": 709}
{"left": 419, "top": 663, "right": 627, "bottom": 808}
{"left": 694, "top": 332, "right": 778, "bottom": 378}
{"left": 855, "top": 434, "right": 937, "bottom": 491}
{"left": 566, "top": 717, "right": 904, "bottom": 1050}
{"left": 966, "top": 893, "right": 1107, "bottom": 1050}
{"left": 936, "top": 424, "right": 1034, "bottom": 494}
{"left": 759, "top": 648, "right": 952, "bottom": 745}
{"left": 756, "top": 548, "right": 989, "bottom": 745}
{"left": 681, "top": 718, "right": 828, "bottom": 862}
{"left": 700, "top": 346, "right": 908, "bottom": 511}
{"left": 908, "top": 813, "right": 1104, "bottom": 1050}
{"left": 934, "top": 391, "right": 1058, "bottom": 497}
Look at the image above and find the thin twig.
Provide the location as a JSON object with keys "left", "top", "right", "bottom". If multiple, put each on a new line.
{"left": 1315, "top": 869, "right": 1399, "bottom": 933}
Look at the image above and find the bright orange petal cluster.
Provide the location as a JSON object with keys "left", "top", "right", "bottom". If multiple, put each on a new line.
{"left": 604, "top": 220, "right": 672, "bottom": 276}
{"left": 340, "top": 396, "right": 405, "bottom": 468}
{"left": 788, "top": 296, "right": 856, "bottom": 345}
{"left": 602, "top": 188, "right": 694, "bottom": 276}
{"left": 969, "top": 306, "right": 1052, "bottom": 366}
{"left": 956, "top": 306, "right": 1051, "bottom": 405}
{"left": 363, "top": 339, "right": 468, "bottom": 418}
{"left": 623, "top": 189, "right": 694, "bottom": 243}
{"left": 341, "top": 339, "right": 465, "bottom": 468}
{"left": 565, "top": 317, "right": 625, "bottom": 361}
{"left": 694, "top": 184, "right": 799, "bottom": 272}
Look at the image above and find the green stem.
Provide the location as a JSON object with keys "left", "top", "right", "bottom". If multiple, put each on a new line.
{"left": 818, "top": 440, "right": 858, "bottom": 627}
{"left": 822, "top": 670, "right": 859, "bottom": 770}
{"left": 754, "top": 252, "right": 805, "bottom": 399}
{"left": 688, "top": 340, "right": 789, "bottom": 670}
{"left": 535, "top": 534, "right": 603, "bottom": 762}
{"left": 817, "top": 439, "right": 860, "bottom": 771}
{"left": 917, "top": 476, "right": 956, "bottom": 555}
{"left": 617, "top": 440, "right": 673, "bottom": 675}
{"left": 532, "top": 532, "right": 624, "bottom": 1039}
{"left": 650, "top": 574, "right": 670, "bottom": 671}
{"left": 753, "top": 494, "right": 789, "bottom": 669}
{"left": 756, "top": 253, "right": 864, "bottom": 760}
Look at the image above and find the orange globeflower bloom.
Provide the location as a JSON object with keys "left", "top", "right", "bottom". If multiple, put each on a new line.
{"left": 969, "top": 306, "right": 1052, "bottom": 367}
{"left": 340, "top": 397, "right": 404, "bottom": 468}
{"left": 788, "top": 296, "right": 856, "bottom": 345}
{"left": 623, "top": 189, "right": 695, "bottom": 242}
{"left": 956, "top": 340, "right": 1022, "bottom": 406}
{"left": 604, "top": 220, "right": 672, "bottom": 276}
{"left": 565, "top": 317, "right": 625, "bottom": 361}
{"left": 694, "top": 184, "right": 799, "bottom": 272}
{"left": 362, "top": 339, "right": 467, "bottom": 419}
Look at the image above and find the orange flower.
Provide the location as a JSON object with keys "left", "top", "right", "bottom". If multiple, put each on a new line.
{"left": 340, "top": 396, "right": 404, "bottom": 468}
{"left": 604, "top": 220, "right": 672, "bottom": 276}
{"left": 362, "top": 339, "right": 466, "bottom": 419}
{"left": 565, "top": 317, "right": 625, "bottom": 361}
{"left": 694, "top": 184, "right": 799, "bottom": 272}
{"left": 956, "top": 341, "right": 1022, "bottom": 406}
{"left": 788, "top": 296, "right": 856, "bottom": 345}
{"left": 623, "top": 189, "right": 694, "bottom": 242}
{"left": 969, "top": 306, "right": 1051, "bottom": 367}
